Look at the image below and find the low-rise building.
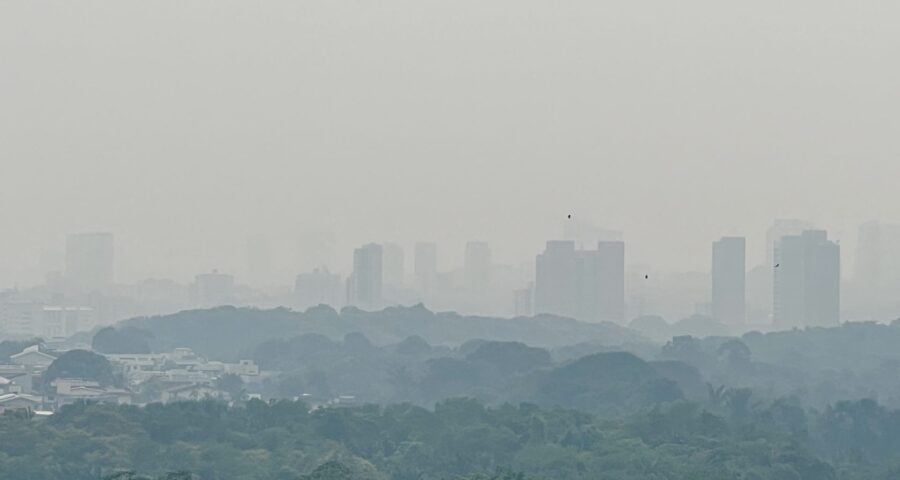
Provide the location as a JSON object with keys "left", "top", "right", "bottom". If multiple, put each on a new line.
{"left": 0, "top": 301, "right": 98, "bottom": 338}
{"left": 0, "top": 366, "right": 33, "bottom": 393}
{"left": 224, "top": 359, "right": 259, "bottom": 376}
{"left": 41, "top": 306, "right": 98, "bottom": 337}
{"left": 104, "top": 348, "right": 270, "bottom": 404}
{"left": 0, "top": 393, "right": 42, "bottom": 413}
{"left": 0, "top": 377, "right": 22, "bottom": 395}
{"left": 10, "top": 345, "right": 57, "bottom": 369}
{"left": 49, "top": 378, "right": 133, "bottom": 408}
{"left": 0, "top": 302, "right": 43, "bottom": 337}
{"left": 106, "top": 353, "right": 165, "bottom": 373}
{"left": 166, "top": 348, "right": 206, "bottom": 369}
{"left": 161, "top": 383, "right": 230, "bottom": 403}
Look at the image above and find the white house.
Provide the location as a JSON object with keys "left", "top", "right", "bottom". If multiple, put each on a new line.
{"left": 0, "top": 377, "right": 22, "bottom": 395}
{"left": 50, "top": 378, "right": 133, "bottom": 408}
{"left": 10, "top": 345, "right": 56, "bottom": 369}
{"left": 0, "top": 393, "right": 42, "bottom": 413}
{"left": 224, "top": 359, "right": 259, "bottom": 376}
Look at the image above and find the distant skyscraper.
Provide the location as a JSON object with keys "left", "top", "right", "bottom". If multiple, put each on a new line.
{"left": 295, "top": 267, "right": 343, "bottom": 310}
{"left": 535, "top": 240, "right": 625, "bottom": 323}
{"left": 774, "top": 230, "right": 840, "bottom": 328}
{"left": 573, "top": 249, "right": 601, "bottom": 321}
{"left": 382, "top": 243, "right": 405, "bottom": 289}
{"left": 464, "top": 241, "right": 492, "bottom": 293}
{"left": 348, "top": 243, "right": 383, "bottom": 310}
{"left": 65, "top": 232, "right": 114, "bottom": 293}
{"left": 595, "top": 241, "right": 626, "bottom": 323}
{"left": 562, "top": 217, "right": 622, "bottom": 250}
{"left": 766, "top": 219, "right": 812, "bottom": 267}
{"left": 193, "top": 270, "right": 235, "bottom": 307}
{"left": 534, "top": 241, "right": 577, "bottom": 319}
{"left": 712, "top": 237, "right": 746, "bottom": 325}
{"left": 414, "top": 242, "right": 438, "bottom": 297}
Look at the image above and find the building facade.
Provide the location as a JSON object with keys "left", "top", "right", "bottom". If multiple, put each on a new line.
{"left": 534, "top": 240, "right": 625, "bottom": 323}
{"left": 535, "top": 241, "right": 578, "bottom": 319}
{"left": 774, "top": 230, "right": 840, "bottom": 328}
{"left": 348, "top": 243, "right": 383, "bottom": 310}
{"left": 294, "top": 268, "right": 343, "bottom": 310}
{"left": 193, "top": 270, "right": 235, "bottom": 307}
{"left": 712, "top": 237, "right": 746, "bottom": 325}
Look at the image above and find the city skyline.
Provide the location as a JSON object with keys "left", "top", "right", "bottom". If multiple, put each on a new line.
{"left": 3, "top": 1, "right": 899, "bottom": 476}
{"left": 2, "top": 221, "right": 880, "bottom": 338}
{"left": 1, "top": 216, "right": 890, "bottom": 288}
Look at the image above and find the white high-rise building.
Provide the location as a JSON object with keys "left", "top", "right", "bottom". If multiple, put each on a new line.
{"left": 534, "top": 240, "right": 625, "bottom": 323}
{"left": 766, "top": 219, "right": 812, "bottom": 267}
{"left": 348, "top": 243, "right": 383, "bottom": 310}
{"left": 594, "top": 241, "right": 625, "bottom": 323}
{"left": 535, "top": 241, "right": 577, "bottom": 319}
{"left": 774, "top": 230, "right": 840, "bottom": 328}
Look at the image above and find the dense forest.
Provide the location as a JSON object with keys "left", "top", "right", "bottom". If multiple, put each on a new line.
{"left": 113, "top": 305, "right": 643, "bottom": 361}
{"left": 95, "top": 307, "right": 900, "bottom": 411}
{"left": 10, "top": 307, "right": 900, "bottom": 478}
{"left": 9, "top": 395, "right": 900, "bottom": 480}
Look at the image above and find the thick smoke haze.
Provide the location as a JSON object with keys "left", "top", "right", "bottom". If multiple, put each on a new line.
{"left": 5, "top": 4, "right": 900, "bottom": 480}
{"left": 2, "top": 0, "right": 900, "bottom": 285}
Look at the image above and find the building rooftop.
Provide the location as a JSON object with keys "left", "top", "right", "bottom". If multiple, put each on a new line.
{"left": 10, "top": 345, "right": 56, "bottom": 360}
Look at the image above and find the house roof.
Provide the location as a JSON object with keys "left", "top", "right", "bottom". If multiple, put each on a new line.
{"left": 53, "top": 378, "right": 100, "bottom": 387}
{"left": 0, "top": 365, "right": 27, "bottom": 375}
{"left": 164, "top": 383, "right": 219, "bottom": 394}
{"left": 0, "top": 393, "right": 41, "bottom": 405}
{"left": 10, "top": 345, "right": 56, "bottom": 360}
{"left": 55, "top": 385, "right": 133, "bottom": 398}
{"left": 103, "top": 388, "right": 132, "bottom": 395}
{"left": 61, "top": 386, "right": 108, "bottom": 397}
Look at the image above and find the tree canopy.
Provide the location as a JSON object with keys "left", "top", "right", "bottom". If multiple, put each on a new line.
{"left": 43, "top": 349, "right": 118, "bottom": 388}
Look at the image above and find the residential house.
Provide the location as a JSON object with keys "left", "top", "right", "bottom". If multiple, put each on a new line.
{"left": 0, "top": 365, "right": 33, "bottom": 393}
{"left": 224, "top": 359, "right": 259, "bottom": 377}
{"left": 49, "top": 378, "right": 133, "bottom": 408}
{"left": 161, "top": 383, "right": 230, "bottom": 403}
{"left": 0, "top": 393, "right": 42, "bottom": 413}
{"left": 10, "top": 345, "right": 57, "bottom": 370}
{"left": 0, "top": 377, "right": 22, "bottom": 395}
{"left": 166, "top": 348, "right": 205, "bottom": 369}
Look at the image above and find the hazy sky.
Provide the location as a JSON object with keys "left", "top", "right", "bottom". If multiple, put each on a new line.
{"left": 2, "top": 0, "right": 899, "bottom": 285}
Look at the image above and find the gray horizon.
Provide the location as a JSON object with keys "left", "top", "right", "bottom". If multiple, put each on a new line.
{"left": 2, "top": 0, "right": 899, "bottom": 286}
